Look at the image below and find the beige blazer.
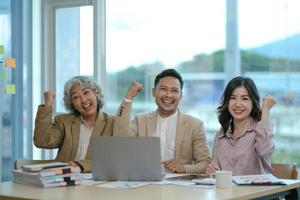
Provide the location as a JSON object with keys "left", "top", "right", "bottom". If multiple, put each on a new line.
{"left": 34, "top": 105, "right": 114, "bottom": 172}
{"left": 114, "top": 100, "right": 211, "bottom": 174}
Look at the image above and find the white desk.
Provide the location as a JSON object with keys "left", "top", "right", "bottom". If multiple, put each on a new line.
{"left": 0, "top": 180, "right": 299, "bottom": 200}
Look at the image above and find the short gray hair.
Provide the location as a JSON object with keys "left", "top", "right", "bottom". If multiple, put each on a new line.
{"left": 63, "top": 76, "right": 104, "bottom": 114}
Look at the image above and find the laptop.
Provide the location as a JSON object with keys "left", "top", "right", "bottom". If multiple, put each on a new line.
{"left": 90, "top": 136, "right": 162, "bottom": 181}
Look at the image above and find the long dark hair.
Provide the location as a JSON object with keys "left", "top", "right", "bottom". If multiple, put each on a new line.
{"left": 217, "top": 76, "right": 261, "bottom": 134}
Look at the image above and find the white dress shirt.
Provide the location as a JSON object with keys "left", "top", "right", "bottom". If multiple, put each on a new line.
{"left": 75, "top": 121, "right": 93, "bottom": 161}
{"left": 155, "top": 111, "right": 178, "bottom": 172}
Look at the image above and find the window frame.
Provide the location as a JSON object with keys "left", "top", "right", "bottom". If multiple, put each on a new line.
{"left": 39, "top": 0, "right": 106, "bottom": 159}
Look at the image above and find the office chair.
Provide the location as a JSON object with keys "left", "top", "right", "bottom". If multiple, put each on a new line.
{"left": 271, "top": 163, "right": 298, "bottom": 180}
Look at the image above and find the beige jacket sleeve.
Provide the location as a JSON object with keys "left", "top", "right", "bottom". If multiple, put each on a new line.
{"left": 34, "top": 105, "right": 65, "bottom": 148}
{"left": 113, "top": 100, "right": 138, "bottom": 136}
{"left": 76, "top": 159, "right": 92, "bottom": 173}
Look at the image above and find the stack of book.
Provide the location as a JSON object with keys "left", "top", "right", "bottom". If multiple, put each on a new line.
{"left": 13, "top": 162, "right": 82, "bottom": 188}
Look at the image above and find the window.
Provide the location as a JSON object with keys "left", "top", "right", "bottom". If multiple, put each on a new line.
{"left": 106, "top": 0, "right": 300, "bottom": 166}
{"left": 23, "top": 0, "right": 300, "bottom": 175}
{"left": 0, "top": 4, "right": 12, "bottom": 181}
{"left": 55, "top": 6, "right": 94, "bottom": 112}
{"left": 0, "top": 0, "right": 32, "bottom": 181}
{"left": 36, "top": 0, "right": 103, "bottom": 160}
{"left": 239, "top": 0, "right": 300, "bottom": 163}
{"left": 106, "top": 1, "right": 226, "bottom": 142}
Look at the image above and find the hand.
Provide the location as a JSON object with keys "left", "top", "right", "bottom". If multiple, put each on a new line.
{"left": 262, "top": 94, "right": 277, "bottom": 111}
{"left": 44, "top": 91, "right": 55, "bottom": 107}
{"left": 125, "top": 81, "right": 143, "bottom": 100}
{"left": 205, "top": 162, "right": 219, "bottom": 175}
{"left": 68, "top": 161, "right": 82, "bottom": 172}
{"left": 261, "top": 94, "right": 277, "bottom": 121}
{"left": 163, "top": 159, "right": 186, "bottom": 173}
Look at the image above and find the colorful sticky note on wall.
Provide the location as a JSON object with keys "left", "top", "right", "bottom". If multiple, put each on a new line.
{"left": 5, "top": 58, "right": 16, "bottom": 68}
{"left": 0, "top": 45, "right": 4, "bottom": 54}
{"left": 1, "top": 71, "right": 7, "bottom": 80}
{"left": 5, "top": 84, "right": 16, "bottom": 94}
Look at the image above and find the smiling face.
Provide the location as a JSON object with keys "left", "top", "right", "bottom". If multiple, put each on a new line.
{"left": 70, "top": 84, "right": 98, "bottom": 121}
{"left": 152, "top": 76, "right": 182, "bottom": 117}
{"left": 228, "top": 86, "right": 253, "bottom": 124}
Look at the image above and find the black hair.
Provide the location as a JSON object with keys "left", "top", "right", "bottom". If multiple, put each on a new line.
{"left": 154, "top": 68, "right": 184, "bottom": 89}
{"left": 217, "top": 76, "right": 261, "bottom": 133}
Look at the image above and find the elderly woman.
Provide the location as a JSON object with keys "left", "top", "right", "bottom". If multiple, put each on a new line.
{"left": 34, "top": 76, "right": 114, "bottom": 172}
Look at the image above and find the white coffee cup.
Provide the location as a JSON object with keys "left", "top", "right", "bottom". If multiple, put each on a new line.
{"left": 215, "top": 171, "right": 232, "bottom": 188}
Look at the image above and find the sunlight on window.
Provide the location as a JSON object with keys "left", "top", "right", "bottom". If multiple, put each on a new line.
{"left": 55, "top": 5, "right": 94, "bottom": 112}
{"left": 80, "top": 6, "right": 94, "bottom": 76}
{"left": 106, "top": 0, "right": 225, "bottom": 73}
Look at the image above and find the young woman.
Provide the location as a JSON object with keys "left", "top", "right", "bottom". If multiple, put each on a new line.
{"left": 205, "top": 76, "right": 276, "bottom": 176}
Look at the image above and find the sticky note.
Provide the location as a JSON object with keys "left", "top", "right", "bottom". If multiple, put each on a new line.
{"left": 5, "top": 84, "right": 16, "bottom": 94}
{"left": 5, "top": 58, "right": 16, "bottom": 68}
{"left": 1, "top": 71, "right": 7, "bottom": 80}
{"left": 0, "top": 45, "right": 4, "bottom": 54}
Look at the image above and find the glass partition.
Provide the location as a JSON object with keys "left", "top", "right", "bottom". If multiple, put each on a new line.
{"left": 239, "top": 0, "right": 300, "bottom": 164}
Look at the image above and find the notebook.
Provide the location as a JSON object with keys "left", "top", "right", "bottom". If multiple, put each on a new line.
{"left": 90, "top": 136, "right": 162, "bottom": 181}
{"left": 232, "top": 174, "right": 286, "bottom": 185}
{"left": 21, "top": 162, "right": 68, "bottom": 172}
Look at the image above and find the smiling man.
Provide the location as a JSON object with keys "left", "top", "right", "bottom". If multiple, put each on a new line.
{"left": 114, "top": 69, "right": 211, "bottom": 174}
